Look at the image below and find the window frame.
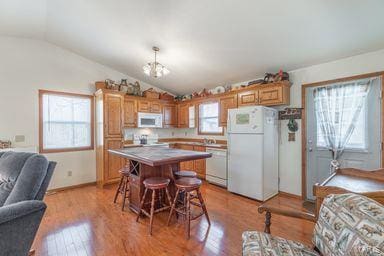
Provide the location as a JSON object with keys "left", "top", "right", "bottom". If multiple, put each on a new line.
{"left": 197, "top": 100, "right": 224, "bottom": 136}
{"left": 39, "top": 89, "right": 95, "bottom": 154}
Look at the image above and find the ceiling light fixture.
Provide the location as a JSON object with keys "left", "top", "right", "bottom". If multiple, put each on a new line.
{"left": 143, "top": 46, "right": 170, "bottom": 78}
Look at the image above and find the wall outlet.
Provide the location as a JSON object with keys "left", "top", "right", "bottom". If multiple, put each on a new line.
{"left": 67, "top": 171, "right": 72, "bottom": 177}
{"left": 184, "top": 132, "right": 187, "bottom": 136}
{"left": 171, "top": 132, "right": 174, "bottom": 136}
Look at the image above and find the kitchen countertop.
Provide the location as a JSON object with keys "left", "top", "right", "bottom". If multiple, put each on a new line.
{"left": 123, "top": 140, "right": 227, "bottom": 149}
{"left": 109, "top": 147, "right": 212, "bottom": 166}
{"left": 168, "top": 141, "right": 227, "bottom": 149}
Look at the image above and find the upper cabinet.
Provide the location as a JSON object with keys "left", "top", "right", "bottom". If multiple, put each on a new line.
{"left": 177, "top": 103, "right": 189, "bottom": 128}
{"left": 238, "top": 90, "right": 258, "bottom": 106}
{"left": 219, "top": 94, "right": 238, "bottom": 126}
{"left": 258, "top": 84, "right": 289, "bottom": 106}
{"left": 163, "top": 104, "right": 177, "bottom": 128}
{"left": 105, "top": 93, "right": 124, "bottom": 137}
{"left": 138, "top": 100, "right": 162, "bottom": 113}
{"left": 124, "top": 98, "right": 137, "bottom": 127}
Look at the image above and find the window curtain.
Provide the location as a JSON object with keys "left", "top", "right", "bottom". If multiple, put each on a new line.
{"left": 313, "top": 78, "right": 372, "bottom": 173}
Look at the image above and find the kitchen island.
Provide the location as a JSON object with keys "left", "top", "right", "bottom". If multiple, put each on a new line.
{"left": 109, "top": 147, "right": 212, "bottom": 213}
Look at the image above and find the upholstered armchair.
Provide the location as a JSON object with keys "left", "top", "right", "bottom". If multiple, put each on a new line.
{"left": 243, "top": 193, "right": 384, "bottom": 255}
{"left": 0, "top": 152, "right": 56, "bottom": 256}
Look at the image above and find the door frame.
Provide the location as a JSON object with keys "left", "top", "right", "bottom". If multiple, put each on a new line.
{"left": 301, "top": 71, "right": 384, "bottom": 200}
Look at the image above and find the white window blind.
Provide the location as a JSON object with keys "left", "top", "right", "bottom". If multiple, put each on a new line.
{"left": 199, "top": 102, "right": 223, "bottom": 134}
{"left": 41, "top": 92, "right": 92, "bottom": 151}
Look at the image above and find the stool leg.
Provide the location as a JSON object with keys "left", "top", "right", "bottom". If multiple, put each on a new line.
{"left": 121, "top": 177, "right": 129, "bottom": 211}
{"left": 185, "top": 191, "right": 191, "bottom": 239}
{"left": 113, "top": 176, "right": 124, "bottom": 203}
{"left": 136, "top": 188, "right": 148, "bottom": 222}
{"left": 197, "top": 188, "right": 210, "bottom": 225}
{"left": 167, "top": 188, "right": 179, "bottom": 226}
{"left": 149, "top": 189, "right": 156, "bottom": 235}
{"left": 165, "top": 187, "right": 172, "bottom": 207}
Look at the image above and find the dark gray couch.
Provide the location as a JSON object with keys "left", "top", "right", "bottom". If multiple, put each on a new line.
{"left": 0, "top": 151, "right": 56, "bottom": 256}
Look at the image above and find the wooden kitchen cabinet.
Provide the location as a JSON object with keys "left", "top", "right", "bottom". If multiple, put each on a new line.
{"left": 193, "top": 146, "right": 206, "bottom": 179}
{"left": 104, "top": 138, "right": 125, "bottom": 183}
{"left": 138, "top": 100, "right": 162, "bottom": 113}
{"left": 258, "top": 83, "right": 290, "bottom": 106}
{"left": 177, "top": 103, "right": 189, "bottom": 128}
{"left": 176, "top": 144, "right": 206, "bottom": 179}
{"left": 238, "top": 90, "right": 258, "bottom": 106}
{"left": 163, "top": 104, "right": 177, "bottom": 128}
{"left": 124, "top": 98, "right": 137, "bottom": 127}
{"left": 105, "top": 93, "right": 124, "bottom": 137}
{"left": 219, "top": 94, "right": 238, "bottom": 126}
{"left": 178, "top": 144, "right": 195, "bottom": 170}
{"left": 95, "top": 89, "right": 125, "bottom": 187}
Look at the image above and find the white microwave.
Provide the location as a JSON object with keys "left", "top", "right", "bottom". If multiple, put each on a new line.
{"left": 137, "top": 112, "right": 163, "bottom": 128}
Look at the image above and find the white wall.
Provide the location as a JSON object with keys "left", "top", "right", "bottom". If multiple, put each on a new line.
{"left": 0, "top": 36, "right": 162, "bottom": 189}
{"left": 278, "top": 49, "right": 384, "bottom": 196}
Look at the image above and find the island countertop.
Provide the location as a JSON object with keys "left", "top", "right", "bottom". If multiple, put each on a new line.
{"left": 109, "top": 147, "right": 212, "bottom": 167}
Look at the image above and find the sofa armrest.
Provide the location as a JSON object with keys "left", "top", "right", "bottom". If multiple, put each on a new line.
{"left": 258, "top": 205, "right": 316, "bottom": 234}
{"left": 0, "top": 200, "right": 46, "bottom": 255}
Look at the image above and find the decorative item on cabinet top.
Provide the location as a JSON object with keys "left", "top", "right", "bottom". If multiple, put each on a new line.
{"left": 96, "top": 79, "right": 142, "bottom": 96}
{"left": 143, "top": 88, "right": 160, "bottom": 99}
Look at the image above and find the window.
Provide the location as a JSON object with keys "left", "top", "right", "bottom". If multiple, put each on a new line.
{"left": 198, "top": 102, "right": 223, "bottom": 135}
{"left": 39, "top": 90, "right": 94, "bottom": 153}
{"left": 316, "top": 103, "right": 367, "bottom": 150}
{"left": 315, "top": 81, "right": 369, "bottom": 150}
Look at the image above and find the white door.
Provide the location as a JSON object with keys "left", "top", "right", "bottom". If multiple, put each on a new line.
{"left": 228, "top": 133, "right": 263, "bottom": 200}
{"left": 228, "top": 107, "right": 263, "bottom": 134}
{"left": 305, "top": 77, "right": 382, "bottom": 200}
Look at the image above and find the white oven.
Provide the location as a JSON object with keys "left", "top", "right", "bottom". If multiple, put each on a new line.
{"left": 137, "top": 112, "right": 163, "bottom": 128}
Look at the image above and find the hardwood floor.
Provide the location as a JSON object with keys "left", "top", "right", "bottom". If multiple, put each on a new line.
{"left": 33, "top": 183, "right": 315, "bottom": 256}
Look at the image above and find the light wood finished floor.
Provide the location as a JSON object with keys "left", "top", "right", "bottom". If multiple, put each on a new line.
{"left": 33, "top": 183, "right": 315, "bottom": 256}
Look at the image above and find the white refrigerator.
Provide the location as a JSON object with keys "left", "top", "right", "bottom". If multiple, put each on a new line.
{"left": 227, "top": 106, "right": 279, "bottom": 201}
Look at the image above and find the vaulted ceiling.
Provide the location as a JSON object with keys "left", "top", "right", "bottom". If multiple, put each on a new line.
{"left": 1, "top": 0, "right": 384, "bottom": 94}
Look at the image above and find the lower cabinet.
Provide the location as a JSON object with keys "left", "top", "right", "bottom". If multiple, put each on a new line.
{"left": 104, "top": 138, "right": 125, "bottom": 184}
{"left": 177, "top": 144, "right": 206, "bottom": 179}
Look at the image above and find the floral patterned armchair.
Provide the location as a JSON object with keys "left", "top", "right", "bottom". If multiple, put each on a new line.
{"left": 242, "top": 193, "right": 384, "bottom": 255}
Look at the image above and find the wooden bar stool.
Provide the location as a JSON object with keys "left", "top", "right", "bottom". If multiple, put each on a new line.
{"left": 167, "top": 177, "right": 210, "bottom": 239}
{"left": 174, "top": 170, "right": 197, "bottom": 179}
{"left": 113, "top": 167, "right": 130, "bottom": 211}
{"left": 136, "top": 177, "right": 172, "bottom": 235}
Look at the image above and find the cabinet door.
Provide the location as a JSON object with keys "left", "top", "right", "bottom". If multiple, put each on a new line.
{"left": 124, "top": 98, "right": 137, "bottom": 127}
{"left": 238, "top": 90, "right": 259, "bottom": 106}
{"left": 150, "top": 101, "right": 162, "bottom": 113}
{"left": 177, "top": 104, "right": 189, "bottom": 128}
{"left": 104, "top": 138, "right": 124, "bottom": 182}
{"left": 163, "top": 104, "right": 177, "bottom": 127}
{"left": 193, "top": 146, "right": 206, "bottom": 179}
{"left": 219, "top": 94, "right": 238, "bottom": 126}
{"left": 138, "top": 100, "right": 150, "bottom": 112}
{"left": 105, "top": 94, "right": 123, "bottom": 137}
{"left": 259, "top": 86, "right": 283, "bottom": 105}
{"left": 179, "top": 144, "right": 195, "bottom": 170}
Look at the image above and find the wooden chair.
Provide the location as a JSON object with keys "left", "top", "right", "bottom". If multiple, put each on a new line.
{"left": 167, "top": 177, "right": 210, "bottom": 239}
{"left": 244, "top": 193, "right": 384, "bottom": 255}
{"left": 113, "top": 167, "right": 130, "bottom": 211}
{"left": 136, "top": 177, "right": 172, "bottom": 235}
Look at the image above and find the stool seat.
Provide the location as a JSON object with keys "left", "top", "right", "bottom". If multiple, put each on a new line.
{"left": 175, "top": 177, "right": 202, "bottom": 190}
{"left": 143, "top": 177, "right": 170, "bottom": 189}
{"left": 174, "top": 170, "right": 197, "bottom": 178}
{"left": 119, "top": 167, "right": 130, "bottom": 175}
